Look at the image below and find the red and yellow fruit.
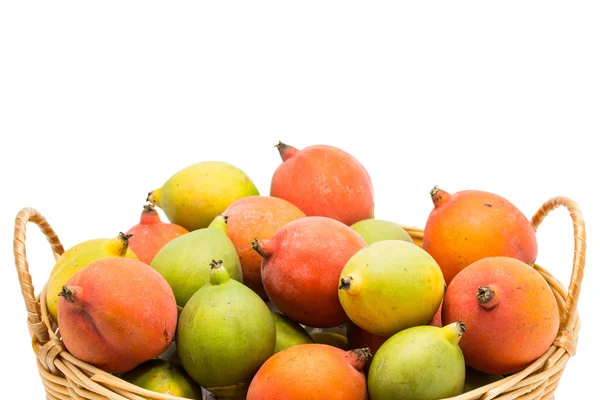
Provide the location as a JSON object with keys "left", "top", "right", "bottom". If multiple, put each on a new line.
{"left": 442, "top": 257, "right": 560, "bottom": 375}
{"left": 125, "top": 204, "right": 189, "bottom": 265}
{"left": 270, "top": 142, "right": 374, "bottom": 226}
{"left": 57, "top": 258, "right": 178, "bottom": 373}
{"left": 423, "top": 187, "right": 538, "bottom": 284}
{"left": 223, "top": 196, "right": 306, "bottom": 298}
{"left": 46, "top": 232, "right": 138, "bottom": 322}
{"left": 252, "top": 216, "right": 366, "bottom": 328}
{"left": 247, "top": 344, "right": 370, "bottom": 400}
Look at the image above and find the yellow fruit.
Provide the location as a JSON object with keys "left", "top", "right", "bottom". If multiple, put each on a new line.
{"left": 147, "top": 161, "right": 260, "bottom": 231}
{"left": 46, "top": 233, "right": 137, "bottom": 322}
{"left": 338, "top": 240, "right": 445, "bottom": 337}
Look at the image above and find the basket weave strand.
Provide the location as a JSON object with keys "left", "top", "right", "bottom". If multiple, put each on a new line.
{"left": 13, "top": 197, "right": 586, "bottom": 400}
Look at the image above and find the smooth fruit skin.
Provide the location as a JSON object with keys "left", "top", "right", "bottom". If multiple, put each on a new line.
{"left": 338, "top": 240, "right": 445, "bottom": 337}
{"left": 148, "top": 161, "right": 259, "bottom": 231}
{"left": 46, "top": 233, "right": 138, "bottom": 322}
{"left": 310, "top": 332, "right": 349, "bottom": 350}
{"left": 247, "top": 344, "right": 370, "bottom": 400}
{"left": 347, "top": 323, "right": 388, "bottom": 375}
{"left": 223, "top": 196, "right": 306, "bottom": 299}
{"left": 121, "top": 359, "right": 203, "bottom": 399}
{"left": 255, "top": 216, "right": 367, "bottom": 328}
{"left": 57, "top": 258, "right": 177, "bottom": 374}
{"left": 151, "top": 216, "right": 242, "bottom": 307}
{"left": 125, "top": 204, "right": 189, "bottom": 265}
{"left": 423, "top": 187, "right": 538, "bottom": 284}
{"left": 177, "top": 261, "right": 276, "bottom": 399}
{"left": 270, "top": 143, "right": 374, "bottom": 226}
{"left": 271, "top": 312, "right": 314, "bottom": 353}
{"left": 368, "top": 323, "right": 466, "bottom": 400}
{"left": 350, "top": 219, "right": 413, "bottom": 245}
{"left": 442, "top": 257, "right": 560, "bottom": 375}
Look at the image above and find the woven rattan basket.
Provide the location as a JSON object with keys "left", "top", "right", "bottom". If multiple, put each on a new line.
{"left": 14, "top": 196, "right": 586, "bottom": 400}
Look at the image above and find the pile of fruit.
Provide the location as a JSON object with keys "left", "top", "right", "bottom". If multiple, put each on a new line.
{"left": 46, "top": 142, "right": 561, "bottom": 400}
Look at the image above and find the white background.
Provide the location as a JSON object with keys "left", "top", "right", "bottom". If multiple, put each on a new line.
{"left": 1, "top": 2, "right": 598, "bottom": 399}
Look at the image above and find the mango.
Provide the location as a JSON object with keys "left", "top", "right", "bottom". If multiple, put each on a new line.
{"left": 350, "top": 219, "right": 413, "bottom": 245}
{"left": 177, "top": 260, "right": 276, "bottom": 398}
{"left": 121, "top": 359, "right": 203, "bottom": 399}
{"left": 57, "top": 258, "right": 178, "bottom": 373}
{"left": 338, "top": 240, "right": 445, "bottom": 337}
{"left": 271, "top": 312, "right": 313, "bottom": 353}
{"left": 46, "top": 232, "right": 137, "bottom": 322}
{"left": 148, "top": 161, "right": 259, "bottom": 231}
{"left": 368, "top": 322, "right": 466, "bottom": 400}
{"left": 151, "top": 215, "right": 242, "bottom": 307}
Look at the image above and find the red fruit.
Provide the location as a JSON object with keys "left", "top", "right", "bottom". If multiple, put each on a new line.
{"left": 57, "top": 258, "right": 178, "bottom": 373}
{"left": 428, "top": 301, "right": 443, "bottom": 327}
{"left": 347, "top": 323, "right": 388, "bottom": 375}
{"left": 222, "top": 196, "right": 306, "bottom": 299}
{"left": 423, "top": 187, "right": 538, "bottom": 284}
{"left": 247, "top": 344, "right": 370, "bottom": 400}
{"left": 270, "top": 142, "right": 374, "bottom": 226}
{"left": 442, "top": 257, "right": 560, "bottom": 375}
{"left": 125, "top": 204, "right": 189, "bottom": 264}
{"left": 252, "top": 216, "right": 367, "bottom": 328}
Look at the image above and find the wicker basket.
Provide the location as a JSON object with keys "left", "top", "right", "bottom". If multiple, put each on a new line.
{"left": 13, "top": 196, "right": 586, "bottom": 400}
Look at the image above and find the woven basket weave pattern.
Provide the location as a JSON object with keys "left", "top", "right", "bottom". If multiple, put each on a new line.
{"left": 13, "top": 196, "right": 586, "bottom": 400}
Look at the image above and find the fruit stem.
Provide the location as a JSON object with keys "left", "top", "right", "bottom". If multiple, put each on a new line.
{"left": 208, "top": 215, "right": 228, "bottom": 232}
{"left": 430, "top": 186, "right": 450, "bottom": 207}
{"left": 338, "top": 276, "right": 361, "bottom": 296}
{"left": 209, "top": 260, "right": 231, "bottom": 285}
{"left": 106, "top": 232, "right": 133, "bottom": 256}
{"left": 345, "top": 348, "right": 373, "bottom": 371}
{"left": 58, "top": 286, "right": 84, "bottom": 305}
{"left": 140, "top": 204, "right": 160, "bottom": 224}
{"left": 251, "top": 238, "right": 272, "bottom": 258}
{"left": 477, "top": 286, "right": 500, "bottom": 310}
{"left": 442, "top": 321, "right": 467, "bottom": 345}
{"left": 147, "top": 189, "right": 161, "bottom": 206}
{"left": 275, "top": 141, "right": 298, "bottom": 161}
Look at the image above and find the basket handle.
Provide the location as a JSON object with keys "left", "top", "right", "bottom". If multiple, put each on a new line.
{"left": 14, "top": 207, "right": 65, "bottom": 346}
{"left": 530, "top": 196, "right": 586, "bottom": 341}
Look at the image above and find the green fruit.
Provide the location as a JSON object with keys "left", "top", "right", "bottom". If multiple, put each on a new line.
{"left": 338, "top": 240, "right": 445, "bottom": 337}
{"left": 368, "top": 322, "right": 467, "bottom": 400}
{"left": 309, "top": 332, "right": 349, "bottom": 350}
{"left": 271, "top": 312, "right": 313, "bottom": 353}
{"left": 463, "top": 367, "right": 504, "bottom": 393}
{"left": 177, "top": 260, "right": 276, "bottom": 398}
{"left": 350, "top": 219, "right": 413, "bottom": 245}
{"left": 151, "top": 215, "right": 242, "bottom": 307}
{"left": 121, "top": 359, "right": 203, "bottom": 399}
{"left": 148, "top": 161, "right": 260, "bottom": 231}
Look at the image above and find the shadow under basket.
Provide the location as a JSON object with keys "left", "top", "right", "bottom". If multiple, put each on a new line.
{"left": 13, "top": 196, "right": 586, "bottom": 400}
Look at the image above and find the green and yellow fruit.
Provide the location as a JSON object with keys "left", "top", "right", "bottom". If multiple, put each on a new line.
{"left": 46, "top": 232, "right": 137, "bottom": 322}
{"left": 368, "top": 322, "right": 467, "bottom": 400}
{"left": 177, "top": 260, "right": 276, "bottom": 398}
{"left": 151, "top": 215, "right": 242, "bottom": 307}
{"left": 350, "top": 219, "right": 413, "bottom": 245}
{"left": 338, "top": 240, "right": 445, "bottom": 337}
{"left": 271, "top": 312, "right": 313, "bottom": 353}
{"left": 148, "top": 161, "right": 259, "bottom": 231}
{"left": 121, "top": 359, "right": 203, "bottom": 399}
{"left": 309, "top": 332, "right": 349, "bottom": 350}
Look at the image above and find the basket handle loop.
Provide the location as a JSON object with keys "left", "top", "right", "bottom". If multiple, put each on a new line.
{"left": 14, "top": 208, "right": 65, "bottom": 346}
{"left": 531, "top": 196, "right": 586, "bottom": 335}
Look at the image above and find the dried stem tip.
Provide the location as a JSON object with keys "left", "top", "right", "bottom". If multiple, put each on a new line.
{"left": 58, "top": 286, "right": 75, "bottom": 303}
{"left": 210, "top": 260, "right": 224, "bottom": 269}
